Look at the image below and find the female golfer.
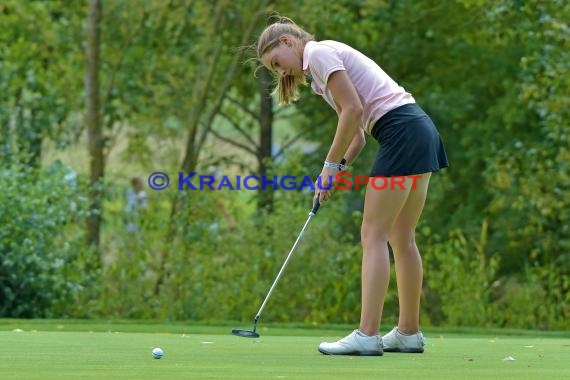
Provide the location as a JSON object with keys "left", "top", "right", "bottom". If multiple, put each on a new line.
{"left": 257, "top": 17, "right": 448, "bottom": 355}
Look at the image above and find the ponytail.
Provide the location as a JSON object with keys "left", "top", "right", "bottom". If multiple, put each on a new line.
{"left": 256, "top": 17, "right": 314, "bottom": 105}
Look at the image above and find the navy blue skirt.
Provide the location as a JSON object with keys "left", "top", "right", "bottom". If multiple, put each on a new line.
{"left": 369, "top": 103, "right": 449, "bottom": 177}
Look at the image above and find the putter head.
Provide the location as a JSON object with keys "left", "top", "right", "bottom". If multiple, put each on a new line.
{"left": 232, "top": 328, "right": 260, "bottom": 338}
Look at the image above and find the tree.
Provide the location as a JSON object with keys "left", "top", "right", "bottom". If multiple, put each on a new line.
{"left": 209, "top": 65, "right": 278, "bottom": 212}
{"left": 153, "top": 0, "right": 272, "bottom": 295}
{"left": 86, "top": 0, "right": 103, "bottom": 249}
{"left": 257, "top": 66, "right": 275, "bottom": 211}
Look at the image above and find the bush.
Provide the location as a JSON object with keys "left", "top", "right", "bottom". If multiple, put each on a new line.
{"left": 422, "top": 223, "right": 499, "bottom": 327}
{"left": 95, "top": 176, "right": 370, "bottom": 324}
{"left": 421, "top": 221, "right": 569, "bottom": 330}
{"left": 0, "top": 160, "right": 95, "bottom": 317}
{"left": 489, "top": 264, "right": 569, "bottom": 330}
{"left": 44, "top": 160, "right": 568, "bottom": 331}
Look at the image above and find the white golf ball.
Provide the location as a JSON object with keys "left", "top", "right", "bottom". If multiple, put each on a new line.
{"left": 152, "top": 347, "right": 164, "bottom": 359}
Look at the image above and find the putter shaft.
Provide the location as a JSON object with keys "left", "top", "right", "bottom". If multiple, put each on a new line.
{"left": 253, "top": 207, "right": 317, "bottom": 323}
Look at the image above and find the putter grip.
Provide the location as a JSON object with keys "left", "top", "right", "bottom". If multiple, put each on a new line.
{"left": 311, "top": 198, "right": 320, "bottom": 214}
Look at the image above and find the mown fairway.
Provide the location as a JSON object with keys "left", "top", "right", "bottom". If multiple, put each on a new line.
{"left": 1, "top": 320, "right": 568, "bottom": 380}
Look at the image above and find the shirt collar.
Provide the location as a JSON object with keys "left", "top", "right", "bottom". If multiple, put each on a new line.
{"left": 302, "top": 40, "right": 315, "bottom": 72}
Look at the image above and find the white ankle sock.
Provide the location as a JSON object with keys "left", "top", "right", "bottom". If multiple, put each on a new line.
{"left": 357, "top": 329, "right": 376, "bottom": 337}
{"left": 397, "top": 328, "right": 416, "bottom": 336}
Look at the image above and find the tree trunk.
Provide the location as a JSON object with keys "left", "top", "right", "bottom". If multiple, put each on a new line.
{"left": 257, "top": 66, "right": 274, "bottom": 212}
{"left": 85, "top": 0, "right": 104, "bottom": 251}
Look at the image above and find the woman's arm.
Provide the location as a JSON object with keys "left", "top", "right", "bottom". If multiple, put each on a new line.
{"left": 316, "top": 70, "right": 363, "bottom": 202}
{"left": 324, "top": 70, "right": 363, "bottom": 164}
{"left": 344, "top": 127, "right": 366, "bottom": 167}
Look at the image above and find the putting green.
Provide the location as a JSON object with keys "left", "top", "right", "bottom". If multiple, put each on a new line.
{"left": 1, "top": 320, "right": 568, "bottom": 380}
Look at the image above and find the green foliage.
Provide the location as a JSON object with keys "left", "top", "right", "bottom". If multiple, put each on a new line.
{"left": 0, "top": 161, "right": 95, "bottom": 317}
{"left": 422, "top": 223, "right": 499, "bottom": 327}
{"left": 0, "top": 0, "right": 84, "bottom": 164}
{"left": 96, "top": 184, "right": 364, "bottom": 323}
{"left": 1, "top": 0, "right": 568, "bottom": 329}
{"left": 482, "top": 0, "right": 570, "bottom": 271}
{"left": 489, "top": 263, "right": 569, "bottom": 331}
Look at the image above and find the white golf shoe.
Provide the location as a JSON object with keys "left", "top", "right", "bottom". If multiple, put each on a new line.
{"left": 382, "top": 327, "right": 425, "bottom": 353}
{"left": 318, "top": 329, "right": 383, "bottom": 356}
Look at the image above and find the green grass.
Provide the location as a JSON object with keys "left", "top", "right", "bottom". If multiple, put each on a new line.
{"left": 1, "top": 320, "right": 568, "bottom": 380}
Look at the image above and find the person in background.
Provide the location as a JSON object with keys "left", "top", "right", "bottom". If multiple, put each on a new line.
{"left": 124, "top": 176, "right": 148, "bottom": 235}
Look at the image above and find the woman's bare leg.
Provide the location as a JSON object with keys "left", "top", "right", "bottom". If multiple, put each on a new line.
{"left": 358, "top": 177, "right": 413, "bottom": 336}
{"left": 388, "top": 173, "right": 431, "bottom": 333}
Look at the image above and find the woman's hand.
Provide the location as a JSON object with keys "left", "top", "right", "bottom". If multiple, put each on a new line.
{"left": 315, "top": 166, "right": 340, "bottom": 203}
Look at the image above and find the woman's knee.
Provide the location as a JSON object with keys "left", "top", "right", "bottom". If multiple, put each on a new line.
{"left": 389, "top": 231, "right": 416, "bottom": 253}
{"left": 361, "top": 221, "right": 390, "bottom": 247}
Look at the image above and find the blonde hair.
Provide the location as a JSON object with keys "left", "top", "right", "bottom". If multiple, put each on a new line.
{"left": 256, "top": 17, "right": 314, "bottom": 105}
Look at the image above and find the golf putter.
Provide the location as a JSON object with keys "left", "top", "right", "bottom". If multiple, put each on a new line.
{"left": 232, "top": 198, "right": 321, "bottom": 338}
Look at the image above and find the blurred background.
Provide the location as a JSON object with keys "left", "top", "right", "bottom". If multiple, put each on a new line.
{"left": 0, "top": 0, "right": 568, "bottom": 330}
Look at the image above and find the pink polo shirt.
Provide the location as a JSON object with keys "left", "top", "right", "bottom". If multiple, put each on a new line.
{"left": 302, "top": 40, "right": 415, "bottom": 134}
